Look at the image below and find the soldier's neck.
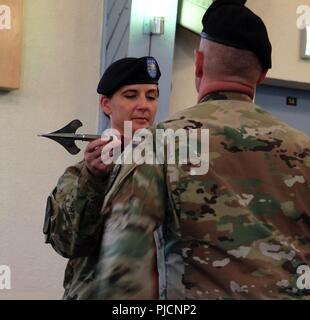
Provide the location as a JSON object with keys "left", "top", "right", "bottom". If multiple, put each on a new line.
{"left": 198, "top": 80, "right": 255, "bottom": 103}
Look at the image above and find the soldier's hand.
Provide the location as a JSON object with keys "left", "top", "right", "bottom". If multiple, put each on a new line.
{"left": 84, "top": 137, "right": 119, "bottom": 177}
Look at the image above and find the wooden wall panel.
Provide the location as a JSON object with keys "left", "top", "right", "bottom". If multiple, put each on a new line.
{"left": 0, "top": 0, "right": 22, "bottom": 90}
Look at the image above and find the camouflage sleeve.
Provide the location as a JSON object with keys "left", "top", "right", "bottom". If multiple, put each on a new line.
{"left": 44, "top": 161, "right": 111, "bottom": 258}
{"left": 84, "top": 164, "right": 166, "bottom": 300}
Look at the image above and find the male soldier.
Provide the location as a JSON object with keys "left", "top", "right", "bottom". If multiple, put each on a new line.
{"left": 44, "top": 56, "right": 161, "bottom": 299}
{"left": 95, "top": 0, "right": 310, "bottom": 299}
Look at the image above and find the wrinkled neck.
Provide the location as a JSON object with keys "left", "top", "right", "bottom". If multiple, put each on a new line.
{"left": 198, "top": 80, "right": 255, "bottom": 102}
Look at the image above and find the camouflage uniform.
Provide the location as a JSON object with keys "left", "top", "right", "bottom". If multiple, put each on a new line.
{"left": 44, "top": 161, "right": 114, "bottom": 298}
{"left": 45, "top": 155, "right": 158, "bottom": 299}
{"left": 45, "top": 91, "right": 310, "bottom": 299}
{"left": 94, "top": 91, "right": 310, "bottom": 299}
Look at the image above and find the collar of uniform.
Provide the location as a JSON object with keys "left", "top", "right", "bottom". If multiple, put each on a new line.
{"left": 200, "top": 91, "right": 253, "bottom": 103}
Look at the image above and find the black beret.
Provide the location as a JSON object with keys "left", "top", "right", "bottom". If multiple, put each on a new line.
{"left": 97, "top": 56, "right": 161, "bottom": 95}
{"left": 201, "top": 0, "right": 272, "bottom": 69}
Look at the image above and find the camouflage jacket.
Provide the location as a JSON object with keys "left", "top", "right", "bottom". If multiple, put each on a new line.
{"left": 44, "top": 161, "right": 112, "bottom": 257}
{"left": 44, "top": 161, "right": 118, "bottom": 298}
{"left": 91, "top": 91, "right": 310, "bottom": 300}
{"left": 44, "top": 154, "right": 157, "bottom": 299}
{"left": 45, "top": 91, "right": 310, "bottom": 300}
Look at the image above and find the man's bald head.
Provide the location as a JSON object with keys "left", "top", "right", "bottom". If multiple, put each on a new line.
{"left": 199, "top": 38, "right": 263, "bottom": 84}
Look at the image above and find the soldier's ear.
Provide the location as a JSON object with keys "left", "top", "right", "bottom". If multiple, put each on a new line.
{"left": 100, "top": 96, "right": 112, "bottom": 116}
{"left": 194, "top": 49, "right": 204, "bottom": 78}
{"left": 257, "top": 70, "right": 267, "bottom": 85}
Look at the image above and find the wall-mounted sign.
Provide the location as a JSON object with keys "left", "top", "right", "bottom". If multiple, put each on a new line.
{"left": 0, "top": 0, "right": 22, "bottom": 90}
{"left": 286, "top": 96, "right": 298, "bottom": 107}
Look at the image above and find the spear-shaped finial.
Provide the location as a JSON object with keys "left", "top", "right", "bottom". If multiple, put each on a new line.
{"left": 38, "top": 119, "right": 100, "bottom": 155}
